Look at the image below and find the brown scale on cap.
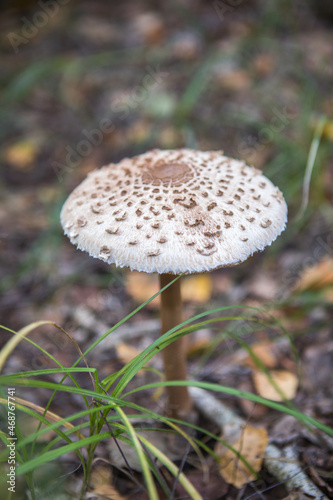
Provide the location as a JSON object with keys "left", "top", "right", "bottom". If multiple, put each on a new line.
{"left": 77, "top": 218, "right": 87, "bottom": 227}
{"left": 260, "top": 219, "right": 272, "bottom": 228}
{"left": 91, "top": 205, "right": 102, "bottom": 214}
{"left": 207, "top": 202, "right": 217, "bottom": 211}
{"left": 115, "top": 212, "right": 127, "bottom": 222}
{"left": 106, "top": 227, "right": 119, "bottom": 235}
{"left": 60, "top": 149, "right": 287, "bottom": 274}
{"left": 150, "top": 207, "right": 160, "bottom": 216}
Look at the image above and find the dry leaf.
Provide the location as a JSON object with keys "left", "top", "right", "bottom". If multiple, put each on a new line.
{"left": 216, "top": 426, "right": 268, "bottom": 488}
{"left": 116, "top": 343, "right": 150, "bottom": 376}
{"left": 242, "top": 342, "right": 277, "bottom": 370}
{"left": 133, "top": 12, "right": 165, "bottom": 45}
{"left": 127, "top": 120, "right": 151, "bottom": 144}
{"left": 116, "top": 343, "right": 148, "bottom": 376}
{"left": 170, "top": 32, "right": 202, "bottom": 60}
{"left": 182, "top": 274, "right": 212, "bottom": 303}
{"left": 294, "top": 257, "right": 333, "bottom": 292}
{"left": 216, "top": 68, "right": 251, "bottom": 90}
{"left": 126, "top": 272, "right": 212, "bottom": 307}
{"left": 116, "top": 342, "right": 142, "bottom": 365}
{"left": 253, "top": 370, "right": 298, "bottom": 401}
{"left": 87, "top": 484, "right": 127, "bottom": 500}
{"left": 4, "top": 139, "right": 39, "bottom": 170}
{"left": 158, "top": 126, "right": 178, "bottom": 148}
{"left": 88, "top": 467, "right": 127, "bottom": 499}
{"left": 126, "top": 271, "right": 160, "bottom": 309}
{"left": 252, "top": 53, "right": 276, "bottom": 76}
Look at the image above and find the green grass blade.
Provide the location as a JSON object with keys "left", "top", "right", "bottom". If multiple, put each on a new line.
{"left": 123, "top": 380, "right": 333, "bottom": 437}
{"left": 138, "top": 434, "right": 203, "bottom": 500}
{"left": 114, "top": 407, "right": 158, "bottom": 500}
{"left": 109, "top": 305, "right": 286, "bottom": 397}
{"left": 15, "top": 431, "right": 111, "bottom": 477}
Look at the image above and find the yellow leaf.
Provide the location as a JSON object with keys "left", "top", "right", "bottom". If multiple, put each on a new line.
{"left": 88, "top": 466, "right": 128, "bottom": 499}
{"left": 127, "top": 119, "right": 151, "bottom": 144}
{"left": 90, "top": 466, "right": 112, "bottom": 487}
{"left": 87, "top": 484, "right": 127, "bottom": 500}
{"left": 252, "top": 370, "right": 298, "bottom": 402}
{"left": 116, "top": 342, "right": 142, "bottom": 364}
{"left": 323, "top": 120, "right": 333, "bottom": 141}
{"left": 216, "top": 426, "right": 268, "bottom": 488}
{"left": 115, "top": 342, "right": 148, "bottom": 376}
{"left": 126, "top": 271, "right": 212, "bottom": 307}
{"left": 216, "top": 69, "right": 251, "bottom": 90}
{"left": 242, "top": 342, "right": 277, "bottom": 369}
{"left": 158, "top": 126, "right": 178, "bottom": 148}
{"left": 252, "top": 53, "right": 276, "bottom": 76}
{"left": 4, "top": 139, "right": 38, "bottom": 170}
{"left": 312, "top": 117, "right": 333, "bottom": 141}
{"left": 182, "top": 274, "right": 212, "bottom": 303}
{"left": 126, "top": 271, "right": 160, "bottom": 309}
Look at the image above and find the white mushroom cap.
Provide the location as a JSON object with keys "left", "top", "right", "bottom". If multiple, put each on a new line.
{"left": 60, "top": 149, "right": 287, "bottom": 274}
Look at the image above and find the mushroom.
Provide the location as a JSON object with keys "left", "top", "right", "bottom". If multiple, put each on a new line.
{"left": 60, "top": 149, "right": 287, "bottom": 417}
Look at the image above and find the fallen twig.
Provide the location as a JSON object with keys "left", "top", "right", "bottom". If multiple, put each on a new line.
{"left": 190, "top": 387, "right": 329, "bottom": 499}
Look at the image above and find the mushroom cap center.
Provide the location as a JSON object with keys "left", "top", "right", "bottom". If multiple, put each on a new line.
{"left": 142, "top": 162, "right": 193, "bottom": 186}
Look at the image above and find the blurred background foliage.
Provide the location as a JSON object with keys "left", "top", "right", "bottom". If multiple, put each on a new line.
{"left": 0, "top": 0, "right": 333, "bottom": 329}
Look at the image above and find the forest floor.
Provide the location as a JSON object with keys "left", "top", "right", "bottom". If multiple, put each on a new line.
{"left": 0, "top": 1, "right": 333, "bottom": 499}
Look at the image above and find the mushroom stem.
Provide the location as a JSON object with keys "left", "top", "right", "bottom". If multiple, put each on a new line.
{"left": 159, "top": 274, "right": 192, "bottom": 417}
